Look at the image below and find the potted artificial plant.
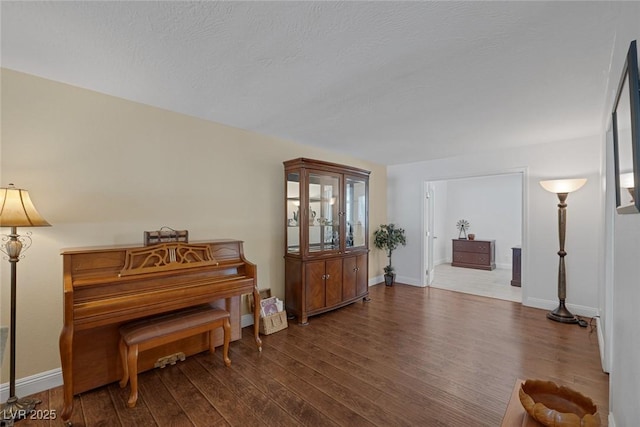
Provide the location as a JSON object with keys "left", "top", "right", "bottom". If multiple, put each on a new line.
{"left": 373, "top": 223, "right": 407, "bottom": 286}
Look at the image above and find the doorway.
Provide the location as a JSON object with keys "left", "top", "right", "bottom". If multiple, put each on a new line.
{"left": 422, "top": 172, "right": 525, "bottom": 302}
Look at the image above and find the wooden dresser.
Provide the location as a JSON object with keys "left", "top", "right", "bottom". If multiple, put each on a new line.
{"left": 451, "top": 239, "right": 495, "bottom": 270}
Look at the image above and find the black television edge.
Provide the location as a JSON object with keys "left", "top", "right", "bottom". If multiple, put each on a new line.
{"left": 613, "top": 40, "right": 640, "bottom": 214}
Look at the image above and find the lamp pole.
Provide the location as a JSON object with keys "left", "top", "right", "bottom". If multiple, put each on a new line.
{"left": 0, "top": 185, "right": 50, "bottom": 422}
{"left": 547, "top": 193, "right": 578, "bottom": 323}
{"left": 539, "top": 178, "right": 586, "bottom": 324}
{"left": 2, "top": 227, "right": 43, "bottom": 420}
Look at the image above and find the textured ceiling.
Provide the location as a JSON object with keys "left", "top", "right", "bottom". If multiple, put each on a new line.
{"left": 1, "top": 1, "right": 635, "bottom": 165}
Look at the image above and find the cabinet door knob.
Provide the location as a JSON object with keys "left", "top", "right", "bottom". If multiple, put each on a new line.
{"left": 326, "top": 274, "right": 330, "bottom": 279}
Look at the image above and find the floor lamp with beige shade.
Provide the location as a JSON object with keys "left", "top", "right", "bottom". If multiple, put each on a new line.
{"left": 0, "top": 184, "right": 50, "bottom": 422}
{"left": 539, "top": 178, "right": 587, "bottom": 324}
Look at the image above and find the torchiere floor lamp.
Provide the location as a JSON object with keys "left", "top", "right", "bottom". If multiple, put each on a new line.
{"left": 539, "top": 178, "right": 586, "bottom": 323}
{"left": 0, "top": 184, "right": 50, "bottom": 422}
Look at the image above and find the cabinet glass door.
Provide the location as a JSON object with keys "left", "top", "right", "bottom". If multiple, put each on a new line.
{"left": 286, "top": 172, "right": 301, "bottom": 254}
{"left": 345, "top": 176, "right": 367, "bottom": 249}
{"left": 308, "top": 172, "right": 340, "bottom": 253}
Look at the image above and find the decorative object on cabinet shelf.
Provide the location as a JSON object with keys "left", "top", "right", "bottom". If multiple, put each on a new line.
{"left": 0, "top": 184, "right": 50, "bottom": 422}
{"left": 373, "top": 223, "right": 407, "bottom": 286}
{"left": 309, "top": 207, "right": 317, "bottom": 225}
{"left": 456, "top": 219, "right": 470, "bottom": 239}
{"left": 467, "top": 233, "right": 475, "bottom": 240}
{"left": 144, "top": 226, "right": 188, "bottom": 246}
{"left": 539, "top": 178, "right": 586, "bottom": 324}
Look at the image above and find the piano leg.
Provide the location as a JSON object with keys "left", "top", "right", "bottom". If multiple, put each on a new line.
{"left": 251, "top": 288, "right": 263, "bottom": 351}
{"left": 58, "top": 324, "right": 74, "bottom": 424}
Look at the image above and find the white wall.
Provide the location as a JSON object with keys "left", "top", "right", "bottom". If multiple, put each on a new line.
{"left": 388, "top": 136, "right": 601, "bottom": 318}
{"left": 432, "top": 173, "right": 522, "bottom": 269}
{"left": 601, "top": 5, "right": 640, "bottom": 425}
{"left": 0, "top": 70, "right": 388, "bottom": 391}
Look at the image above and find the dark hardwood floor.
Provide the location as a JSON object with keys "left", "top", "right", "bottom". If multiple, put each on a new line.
{"left": 16, "top": 284, "right": 608, "bottom": 426}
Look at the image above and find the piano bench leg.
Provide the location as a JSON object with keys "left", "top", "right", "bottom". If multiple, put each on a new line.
{"left": 118, "top": 338, "right": 129, "bottom": 388}
{"left": 126, "top": 344, "right": 139, "bottom": 408}
{"left": 207, "top": 318, "right": 231, "bottom": 367}
{"left": 223, "top": 317, "right": 231, "bottom": 367}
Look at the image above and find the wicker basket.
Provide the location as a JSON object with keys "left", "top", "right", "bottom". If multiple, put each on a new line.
{"left": 259, "top": 311, "right": 288, "bottom": 335}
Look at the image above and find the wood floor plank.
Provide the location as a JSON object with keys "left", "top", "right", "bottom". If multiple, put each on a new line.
{"left": 177, "top": 352, "right": 266, "bottom": 426}
{"left": 108, "top": 380, "right": 159, "bottom": 427}
{"left": 227, "top": 341, "right": 338, "bottom": 427}
{"left": 15, "top": 284, "right": 609, "bottom": 426}
{"left": 196, "top": 352, "right": 300, "bottom": 427}
{"left": 235, "top": 336, "right": 377, "bottom": 427}
{"left": 156, "top": 360, "right": 229, "bottom": 427}
{"left": 256, "top": 343, "right": 414, "bottom": 426}
{"left": 275, "top": 307, "right": 501, "bottom": 425}
{"left": 78, "top": 386, "right": 118, "bottom": 426}
{"left": 264, "top": 328, "right": 455, "bottom": 426}
{"left": 137, "top": 369, "right": 193, "bottom": 426}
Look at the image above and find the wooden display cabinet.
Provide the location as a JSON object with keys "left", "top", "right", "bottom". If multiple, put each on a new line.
{"left": 284, "top": 158, "right": 370, "bottom": 324}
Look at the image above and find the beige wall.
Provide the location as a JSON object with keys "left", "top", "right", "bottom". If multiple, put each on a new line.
{"left": 0, "top": 69, "right": 387, "bottom": 380}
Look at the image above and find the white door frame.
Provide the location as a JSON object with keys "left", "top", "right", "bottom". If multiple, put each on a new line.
{"left": 421, "top": 169, "right": 528, "bottom": 303}
{"left": 422, "top": 182, "right": 435, "bottom": 286}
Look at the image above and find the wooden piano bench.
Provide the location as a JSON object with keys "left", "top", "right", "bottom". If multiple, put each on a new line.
{"left": 118, "top": 305, "right": 231, "bottom": 408}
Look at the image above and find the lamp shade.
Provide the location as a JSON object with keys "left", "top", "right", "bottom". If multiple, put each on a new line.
{"left": 0, "top": 185, "right": 50, "bottom": 227}
{"left": 539, "top": 179, "right": 587, "bottom": 194}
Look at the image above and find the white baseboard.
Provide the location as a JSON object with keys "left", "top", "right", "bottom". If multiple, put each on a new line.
{"left": 370, "top": 275, "right": 384, "bottom": 286}
{"left": 241, "top": 313, "right": 255, "bottom": 328}
{"left": 395, "top": 275, "right": 423, "bottom": 287}
{"left": 0, "top": 368, "right": 63, "bottom": 401}
{"left": 595, "top": 316, "right": 609, "bottom": 373}
{"left": 608, "top": 413, "right": 616, "bottom": 427}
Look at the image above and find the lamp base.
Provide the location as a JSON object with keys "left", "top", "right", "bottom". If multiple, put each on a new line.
{"left": 547, "top": 302, "right": 578, "bottom": 324}
{"left": 1, "top": 395, "right": 42, "bottom": 423}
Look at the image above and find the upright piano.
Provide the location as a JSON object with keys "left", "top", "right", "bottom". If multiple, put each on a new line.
{"left": 59, "top": 240, "right": 262, "bottom": 423}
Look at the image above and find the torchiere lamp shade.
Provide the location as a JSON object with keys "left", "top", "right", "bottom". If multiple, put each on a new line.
{"left": 539, "top": 179, "right": 587, "bottom": 194}
{"left": 0, "top": 185, "right": 50, "bottom": 227}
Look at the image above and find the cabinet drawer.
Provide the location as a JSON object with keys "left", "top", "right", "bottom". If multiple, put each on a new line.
{"left": 452, "top": 240, "right": 491, "bottom": 254}
{"left": 453, "top": 251, "right": 490, "bottom": 265}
